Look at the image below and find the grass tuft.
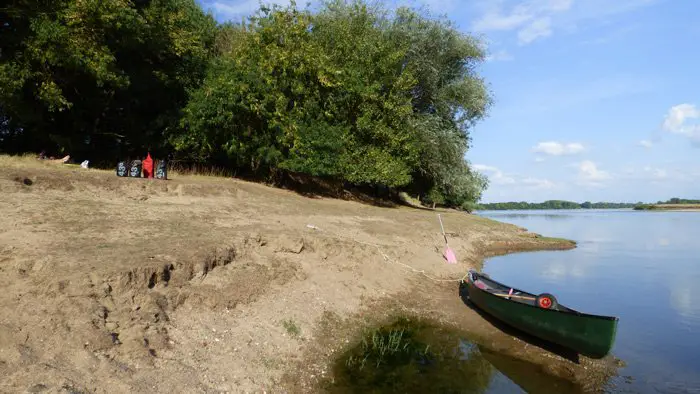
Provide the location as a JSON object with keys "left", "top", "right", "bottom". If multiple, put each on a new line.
{"left": 168, "top": 162, "right": 235, "bottom": 178}
{"left": 282, "top": 319, "right": 301, "bottom": 337}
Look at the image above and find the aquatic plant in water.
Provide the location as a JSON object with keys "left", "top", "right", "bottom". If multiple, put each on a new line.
{"left": 331, "top": 317, "right": 493, "bottom": 393}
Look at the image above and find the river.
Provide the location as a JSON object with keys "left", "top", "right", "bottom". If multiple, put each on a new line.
{"left": 477, "top": 209, "right": 700, "bottom": 394}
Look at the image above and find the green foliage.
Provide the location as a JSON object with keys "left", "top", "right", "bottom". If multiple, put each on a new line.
{"left": 281, "top": 318, "right": 301, "bottom": 337}
{"left": 424, "top": 187, "right": 445, "bottom": 207}
{"left": 176, "top": 1, "right": 423, "bottom": 186}
{"left": 174, "top": 0, "right": 491, "bottom": 204}
{"left": 657, "top": 197, "right": 700, "bottom": 204}
{"left": 2, "top": 0, "right": 492, "bottom": 207}
{"left": 0, "top": 0, "right": 216, "bottom": 163}
{"left": 332, "top": 317, "right": 493, "bottom": 393}
{"left": 477, "top": 200, "right": 639, "bottom": 210}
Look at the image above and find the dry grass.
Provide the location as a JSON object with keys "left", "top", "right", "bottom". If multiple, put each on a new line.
{"left": 0, "top": 153, "right": 72, "bottom": 169}
{"left": 167, "top": 161, "right": 236, "bottom": 178}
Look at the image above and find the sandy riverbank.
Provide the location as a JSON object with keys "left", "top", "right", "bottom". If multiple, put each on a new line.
{"left": 0, "top": 157, "right": 620, "bottom": 393}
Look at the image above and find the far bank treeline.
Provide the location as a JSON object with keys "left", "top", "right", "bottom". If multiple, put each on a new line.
{"left": 477, "top": 200, "right": 638, "bottom": 211}
{"left": 0, "top": 0, "right": 492, "bottom": 210}
{"left": 478, "top": 198, "right": 700, "bottom": 211}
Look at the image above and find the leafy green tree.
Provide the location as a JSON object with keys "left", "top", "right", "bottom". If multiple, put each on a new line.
{"left": 0, "top": 0, "right": 216, "bottom": 163}
{"left": 384, "top": 6, "right": 492, "bottom": 205}
{"left": 3, "top": 0, "right": 492, "bottom": 208}
{"left": 174, "top": 0, "right": 491, "bottom": 205}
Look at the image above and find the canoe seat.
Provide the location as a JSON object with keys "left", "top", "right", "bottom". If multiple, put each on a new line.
{"left": 474, "top": 280, "right": 489, "bottom": 290}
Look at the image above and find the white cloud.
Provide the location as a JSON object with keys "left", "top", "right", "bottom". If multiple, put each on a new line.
{"left": 522, "top": 177, "right": 556, "bottom": 189}
{"left": 472, "top": 5, "right": 533, "bottom": 31}
{"left": 638, "top": 140, "right": 653, "bottom": 148}
{"left": 471, "top": 0, "right": 657, "bottom": 45}
{"left": 518, "top": 17, "right": 552, "bottom": 45}
{"left": 473, "top": 164, "right": 516, "bottom": 185}
{"left": 662, "top": 104, "right": 698, "bottom": 132}
{"left": 485, "top": 49, "right": 514, "bottom": 62}
{"left": 474, "top": 164, "right": 555, "bottom": 189}
{"left": 577, "top": 160, "right": 611, "bottom": 183}
{"left": 472, "top": 2, "right": 569, "bottom": 45}
{"left": 661, "top": 104, "right": 700, "bottom": 146}
{"left": 532, "top": 141, "right": 585, "bottom": 156}
{"left": 534, "top": 157, "right": 546, "bottom": 162}
{"left": 643, "top": 166, "right": 668, "bottom": 180}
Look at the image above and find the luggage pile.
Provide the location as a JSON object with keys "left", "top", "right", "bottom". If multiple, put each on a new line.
{"left": 116, "top": 153, "right": 167, "bottom": 180}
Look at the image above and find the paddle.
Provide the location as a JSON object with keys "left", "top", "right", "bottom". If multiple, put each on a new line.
{"left": 437, "top": 214, "right": 457, "bottom": 264}
{"left": 492, "top": 293, "right": 536, "bottom": 301}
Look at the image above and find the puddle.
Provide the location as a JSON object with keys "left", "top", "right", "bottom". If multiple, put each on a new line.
{"left": 326, "top": 317, "right": 584, "bottom": 394}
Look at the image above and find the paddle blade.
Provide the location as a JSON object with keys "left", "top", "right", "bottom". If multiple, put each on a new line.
{"left": 443, "top": 246, "right": 457, "bottom": 264}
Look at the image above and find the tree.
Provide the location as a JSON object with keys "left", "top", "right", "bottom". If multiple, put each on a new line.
{"left": 173, "top": 0, "right": 491, "bottom": 206}
{"left": 0, "top": 0, "right": 217, "bottom": 164}
{"left": 384, "top": 5, "right": 492, "bottom": 205}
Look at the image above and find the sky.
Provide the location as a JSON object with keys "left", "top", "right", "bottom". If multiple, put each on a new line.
{"left": 196, "top": 0, "right": 700, "bottom": 203}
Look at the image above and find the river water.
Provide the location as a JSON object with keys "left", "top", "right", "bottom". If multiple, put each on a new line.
{"left": 478, "top": 209, "right": 700, "bottom": 393}
{"left": 329, "top": 209, "right": 700, "bottom": 393}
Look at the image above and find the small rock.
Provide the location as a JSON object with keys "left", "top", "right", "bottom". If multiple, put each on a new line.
{"left": 105, "top": 322, "right": 119, "bottom": 330}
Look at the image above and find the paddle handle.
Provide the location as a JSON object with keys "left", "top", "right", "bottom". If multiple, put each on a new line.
{"left": 493, "top": 293, "right": 536, "bottom": 301}
{"left": 437, "top": 214, "right": 448, "bottom": 244}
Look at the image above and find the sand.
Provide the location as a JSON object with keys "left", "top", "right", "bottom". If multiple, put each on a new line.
{"left": 0, "top": 157, "right": 621, "bottom": 393}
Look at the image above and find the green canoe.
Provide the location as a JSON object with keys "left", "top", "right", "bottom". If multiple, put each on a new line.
{"left": 463, "top": 270, "right": 618, "bottom": 359}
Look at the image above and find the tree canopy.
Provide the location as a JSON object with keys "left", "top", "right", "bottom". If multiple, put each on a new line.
{"left": 1, "top": 0, "right": 492, "bottom": 208}
{"left": 1, "top": 0, "right": 217, "bottom": 163}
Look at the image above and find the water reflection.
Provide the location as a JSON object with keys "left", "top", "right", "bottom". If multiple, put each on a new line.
{"left": 670, "top": 277, "right": 700, "bottom": 326}
{"left": 328, "top": 317, "right": 594, "bottom": 394}
{"left": 477, "top": 210, "right": 700, "bottom": 393}
{"left": 479, "top": 348, "right": 583, "bottom": 394}
{"left": 478, "top": 212, "right": 575, "bottom": 221}
{"left": 329, "top": 317, "right": 494, "bottom": 393}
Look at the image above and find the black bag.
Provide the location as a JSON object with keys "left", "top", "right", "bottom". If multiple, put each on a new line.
{"left": 116, "top": 161, "right": 128, "bottom": 177}
{"left": 155, "top": 160, "right": 167, "bottom": 180}
{"left": 129, "top": 160, "right": 142, "bottom": 178}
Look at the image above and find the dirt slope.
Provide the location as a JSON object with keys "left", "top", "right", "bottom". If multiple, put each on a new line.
{"left": 0, "top": 158, "right": 616, "bottom": 393}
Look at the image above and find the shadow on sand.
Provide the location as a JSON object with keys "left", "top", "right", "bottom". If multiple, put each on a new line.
{"left": 458, "top": 281, "right": 581, "bottom": 364}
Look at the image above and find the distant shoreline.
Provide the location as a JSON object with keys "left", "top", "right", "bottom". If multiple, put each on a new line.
{"left": 633, "top": 204, "right": 700, "bottom": 212}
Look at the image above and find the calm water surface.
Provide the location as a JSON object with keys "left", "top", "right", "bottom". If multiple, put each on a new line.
{"left": 478, "top": 209, "right": 700, "bottom": 393}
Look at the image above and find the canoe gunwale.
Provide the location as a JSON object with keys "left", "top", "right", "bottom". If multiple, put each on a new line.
{"left": 465, "top": 270, "right": 619, "bottom": 322}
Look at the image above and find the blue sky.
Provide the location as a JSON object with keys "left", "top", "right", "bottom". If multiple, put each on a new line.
{"left": 196, "top": 0, "right": 700, "bottom": 203}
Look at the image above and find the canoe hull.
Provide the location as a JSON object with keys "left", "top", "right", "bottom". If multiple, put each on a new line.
{"left": 464, "top": 272, "right": 618, "bottom": 359}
